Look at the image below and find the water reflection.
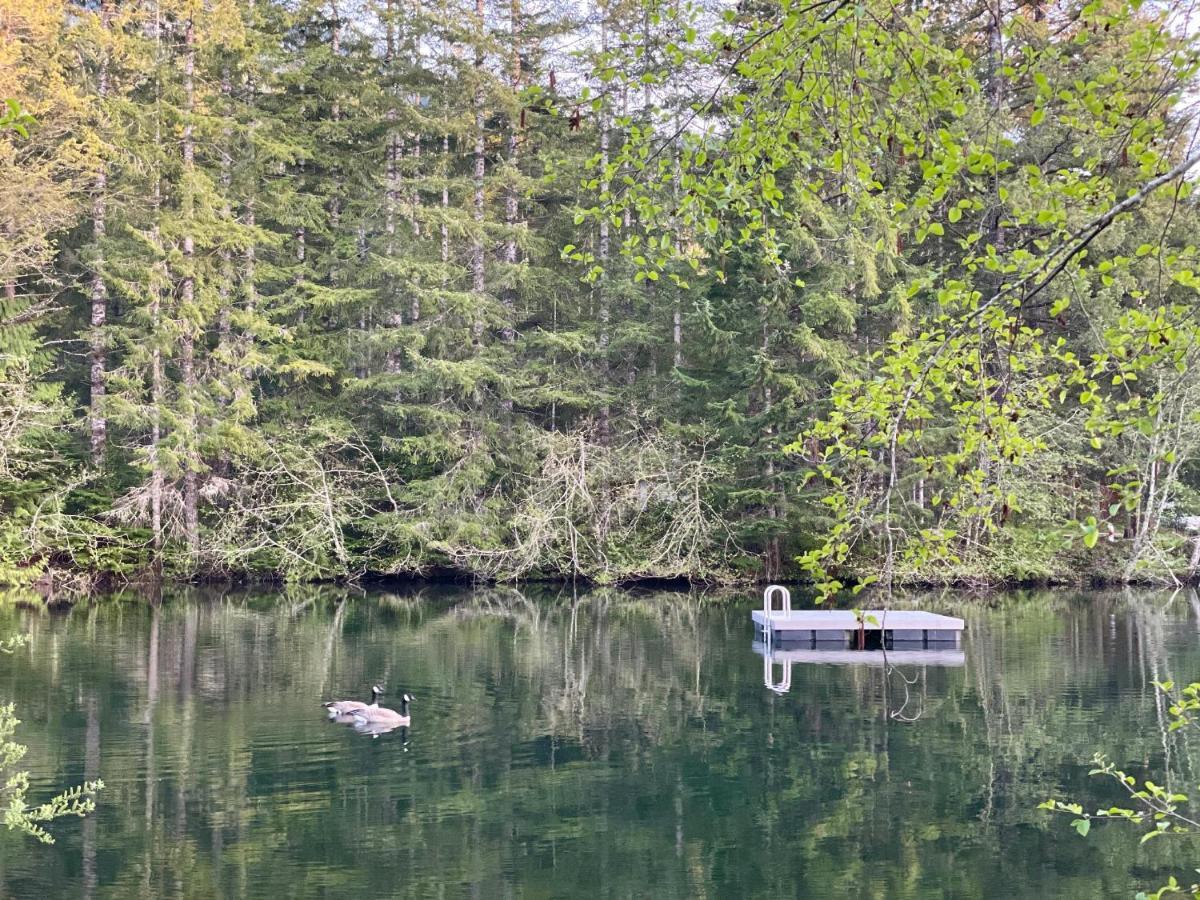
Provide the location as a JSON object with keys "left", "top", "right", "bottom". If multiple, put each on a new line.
{"left": 0, "top": 586, "right": 1197, "bottom": 898}
{"left": 349, "top": 720, "right": 409, "bottom": 742}
{"left": 755, "top": 642, "right": 967, "bottom": 694}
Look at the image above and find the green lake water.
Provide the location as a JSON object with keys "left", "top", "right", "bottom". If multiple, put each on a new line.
{"left": 0, "top": 585, "right": 1198, "bottom": 898}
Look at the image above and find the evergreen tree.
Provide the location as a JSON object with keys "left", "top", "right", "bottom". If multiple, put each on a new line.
{"left": 3, "top": 0, "right": 1200, "bottom": 587}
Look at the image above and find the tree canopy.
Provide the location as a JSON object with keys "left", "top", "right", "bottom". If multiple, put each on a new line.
{"left": 3, "top": 0, "right": 1200, "bottom": 588}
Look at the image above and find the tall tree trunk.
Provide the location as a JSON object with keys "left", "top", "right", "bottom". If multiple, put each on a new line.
{"left": 218, "top": 65, "right": 233, "bottom": 361}
{"left": 180, "top": 14, "right": 199, "bottom": 557}
{"left": 151, "top": 205, "right": 165, "bottom": 572}
{"left": 329, "top": 3, "right": 342, "bottom": 286}
{"left": 441, "top": 131, "right": 450, "bottom": 271}
{"left": 673, "top": 305, "right": 682, "bottom": 368}
{"left": 217, "top": 63, "right": 235, "bottom": 478}
{"left": 149, "top": 1, "right": 165, "bottom": 572}
{"left": 385, "top": 0, "right": 398, "bottom": 257}
{"left": 671, "top": 109, "right": 683, "bottom": 372}
{"left": 471, "top": 0, "right": 487, "bottom": 341}
{"left": 241, "top": 0, "right": 259, "bottom": 387}
{"left": 407, "top": 1, "right": 422, "bottom": 241}
{"left": 296, "top": 225, "right": 306, "bottom": 286}
{"left": 761, "top": 318, "right": 781, "bottom": 579}
{"left": 89, "top": 0, "right": 112, "bottom": 468}
{"left": 985, "top": 0, "right": 1006, "bottom": 254}
{"left": 242, "top": 204, "right": 255, "bottom": 376}
{"left": 973, "top": 0, "right": 1007, "bottom": 550}
{"left": 501, "top": 0, "right": 520, "bottom": 343}
{"left": 596, "top": 7, "right": 610, "bottom": 440}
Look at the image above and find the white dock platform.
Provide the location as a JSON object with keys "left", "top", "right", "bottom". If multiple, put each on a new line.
{"left": 752, "top": 586, "right": 965, "bottom": 643}
{"left": 752, "top": 608, "right": 965, "bottom": 640}
{"left": 752, "top": 587, "right": 966, "bottom": 693}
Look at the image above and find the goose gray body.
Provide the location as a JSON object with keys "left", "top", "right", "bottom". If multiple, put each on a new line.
{"left": 323, "top": 685, "right": 382, "bottom": 718}
{"left": 352, "top": 692, "right": 413, "bottom": 727}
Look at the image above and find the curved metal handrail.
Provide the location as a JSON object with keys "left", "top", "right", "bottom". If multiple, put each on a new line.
{"left": 763, "top": 583, "right": 791, "bottom": 616}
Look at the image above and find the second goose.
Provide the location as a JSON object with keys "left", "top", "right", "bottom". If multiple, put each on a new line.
{"left": 323, "top": 684, "right": 382, "bottom": 718}
{"left": 351, "top": 692, "right": 413, "bottom": 727}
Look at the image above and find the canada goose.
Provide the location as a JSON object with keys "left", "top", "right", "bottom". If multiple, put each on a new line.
{"left": 351, "top": 692, "right": 413, "bottom": 727}
{"left": 323, "top": 685, "right": 383, "bottom": 719}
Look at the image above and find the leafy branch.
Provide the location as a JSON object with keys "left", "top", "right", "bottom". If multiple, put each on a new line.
{"left": 1041, "top": 678, "right": 1200, "bottom": 898}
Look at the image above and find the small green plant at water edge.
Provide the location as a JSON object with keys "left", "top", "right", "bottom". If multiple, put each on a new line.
{"left": 0, "top": 706, "right": 104, "bottom": 844}
{"left": 1041, "top": 679, "right": 1200, "bottom": 898}
{"left": 0, "top": 636, "right": 102, "bottom": 844}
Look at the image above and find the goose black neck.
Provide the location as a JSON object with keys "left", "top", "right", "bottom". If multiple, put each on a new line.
{"left": 399, "top": 696, "right": 410, "bottom": 716}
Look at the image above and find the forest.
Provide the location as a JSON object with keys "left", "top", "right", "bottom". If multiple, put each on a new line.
{"left": 4, "top": 0, "right": 1200, "bottom": 590}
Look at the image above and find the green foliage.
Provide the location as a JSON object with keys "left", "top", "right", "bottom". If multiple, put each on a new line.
{"left": 5, "top": 1, "right": 1200, "bottom": 586}
{"left": 0, "top": 99, "right": 33, "bottom": 137}
{"left": 580, "top": 0, "right": 1200, "bottom": 591}
{"left": 0, "top": 639, "right": 101, "bottom": 847}
{"left": 0, "top": 703, "right": 103, "bottom": 845}
{"left": 1041, "top": 677, "right": 1200, "bottom": 898}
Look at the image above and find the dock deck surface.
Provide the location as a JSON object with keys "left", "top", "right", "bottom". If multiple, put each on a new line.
{"left": 752, "top": 609, "right": 965, "bottom": 633}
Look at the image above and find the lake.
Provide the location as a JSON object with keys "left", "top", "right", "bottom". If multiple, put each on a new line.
{"left": 0, "top": 585, "right": 1197, "bottom": 898}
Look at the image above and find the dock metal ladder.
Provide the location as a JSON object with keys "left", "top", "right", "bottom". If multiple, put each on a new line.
{"left": 760, "top": 583, "right": 792, "bottom": 692}
{"left": 760, "top": 584, "right": 792, "bottom": 646}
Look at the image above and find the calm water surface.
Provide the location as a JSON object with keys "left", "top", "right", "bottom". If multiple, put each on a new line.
{"left": 0, "top": 585, "right": 1198, "bottom": 898}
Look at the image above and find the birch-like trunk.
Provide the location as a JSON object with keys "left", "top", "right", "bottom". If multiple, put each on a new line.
{"left": 441, "top": 131, "right": 450, "bottom": 269}
{"left": 407, "top": 6, "right": 424, "bottom": 321}
{"left": 761, "top": 318, "right": 780, "bottom": 580}
{"left": 89, "top": 0, "right": 112, "bottom": 467}
{"left": 180, "top": 14, "right": 199, "bottom": 556}
{"left": 385, "top": 0, "right": 397, "bottom": 256}
{"left": 329, "top": 3, "right": 342, "bottom": 286}
{"left": 148, "top": 0, "right": 165, "bottom": 571}
{"left": 218, "top": 65, "right": 233, "bottom": 354}
{"left": 501, "top": 0, "right": 520, "bottom": 343}
{"left": 596, "top": 7, "right": 610, "bottom": 440}
{"left": 471, "top": 0, "right": 487, "bottom": 341}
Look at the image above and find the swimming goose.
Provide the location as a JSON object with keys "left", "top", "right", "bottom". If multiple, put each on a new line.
{"left": 323, "top": 684, "right": 383, "bottom": 719}
{"left": 351, "top": 692, "right": 413, "bottom": 727}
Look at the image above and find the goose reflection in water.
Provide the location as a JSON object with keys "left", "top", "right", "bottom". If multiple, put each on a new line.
{"left": 353, "top": 719, "right": 410, "bottom": 744}
{"left": 323, "top": 708, "right": 410, "bottom": 742}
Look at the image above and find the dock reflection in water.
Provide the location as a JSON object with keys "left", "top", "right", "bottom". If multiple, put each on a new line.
{"left": 754, "top": 640, "right": 966, "bottom": 693}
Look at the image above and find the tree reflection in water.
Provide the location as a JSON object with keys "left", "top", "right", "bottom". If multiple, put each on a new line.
{"left": 0, "top": 585, "right": 1196, "bottom": 898}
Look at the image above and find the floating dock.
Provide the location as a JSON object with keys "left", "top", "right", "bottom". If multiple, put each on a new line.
{"left": 752, "top": 585, "right": 965, "bottom": 648}
{"left": 752, "top": 586, "right": 967, "bottom": 693}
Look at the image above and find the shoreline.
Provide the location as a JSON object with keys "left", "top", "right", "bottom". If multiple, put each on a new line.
{"left": 7, "top": 563, "right": 1199, "bottom": 604}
